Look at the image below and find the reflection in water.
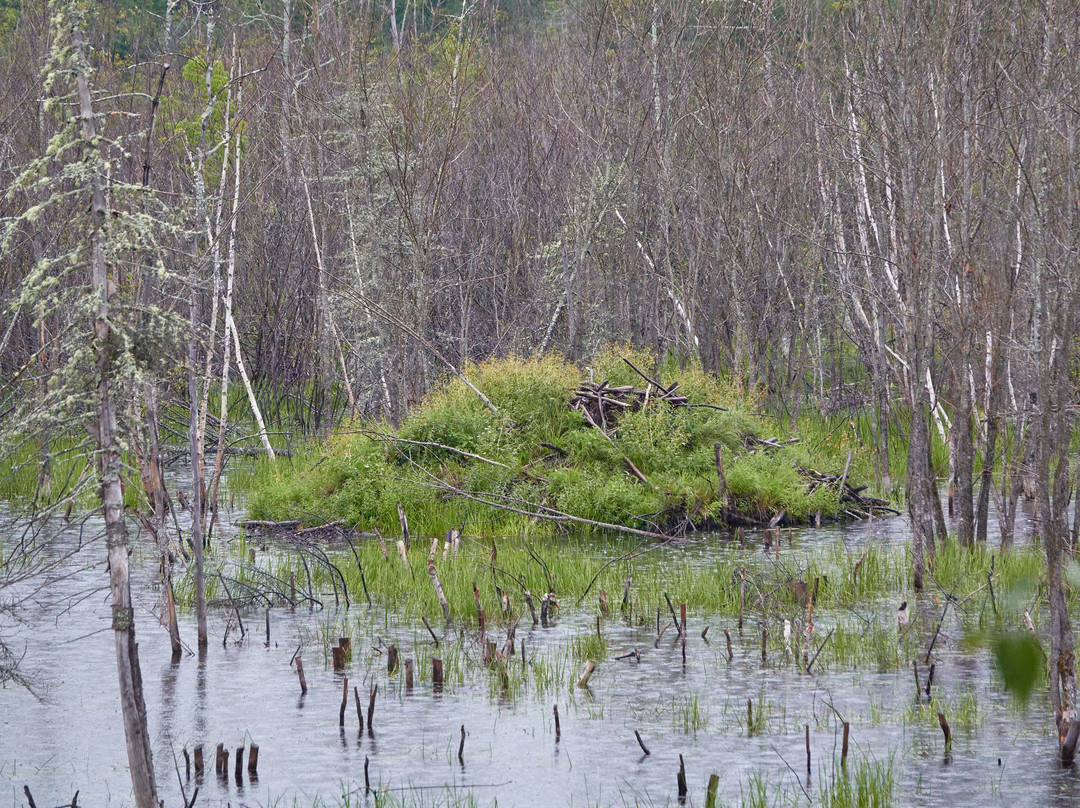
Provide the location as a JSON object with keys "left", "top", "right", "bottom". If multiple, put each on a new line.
{"left": 195, "top": 646, "right": 208, "bottom": 740}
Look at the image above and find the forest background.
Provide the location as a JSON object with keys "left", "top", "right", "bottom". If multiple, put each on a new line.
{"left": 3, "top": 0, "right": 1078, "bottom": 582}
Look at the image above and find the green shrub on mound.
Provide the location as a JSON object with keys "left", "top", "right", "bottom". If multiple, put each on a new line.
{"left": 247, "top": 351, "right": 872, "bottom": 537}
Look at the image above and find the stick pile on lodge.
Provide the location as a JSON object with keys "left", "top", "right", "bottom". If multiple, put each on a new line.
{"left": 798, "top": 468, "right": 899, "bottom": 519}
{"left": 569, "top": 357, "right": 726, "bottom": 436}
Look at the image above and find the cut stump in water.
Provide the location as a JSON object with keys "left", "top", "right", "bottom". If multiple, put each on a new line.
{"left": 576, "top": 660, "right": 596, "bottom": 688}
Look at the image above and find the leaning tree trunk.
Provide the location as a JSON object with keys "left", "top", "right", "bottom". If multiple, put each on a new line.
{"left": 189, "top": 238, "right": 207, "bottom": 650}
{"left": 73, "top": 12, "right": 159, "bottom": 806}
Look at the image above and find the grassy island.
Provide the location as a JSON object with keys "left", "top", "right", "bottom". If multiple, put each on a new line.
{"left": 247, "top": 349, "right": 890, "bottom": 538}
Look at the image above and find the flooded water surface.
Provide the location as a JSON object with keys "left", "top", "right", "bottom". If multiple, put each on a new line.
{"left": 2, "top": 498, "right": 1077, "bottom": 808}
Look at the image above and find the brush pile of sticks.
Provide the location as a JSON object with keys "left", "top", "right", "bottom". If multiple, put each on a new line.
{"left": 799, "top": 468, "right": 899, "bottom": 517}
{"left": 569, "top": 357, "right": 725, "bottom": 435}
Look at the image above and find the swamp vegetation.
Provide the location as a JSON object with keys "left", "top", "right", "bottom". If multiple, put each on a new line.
{"left": 3, "top": 0, "right": 1080, "bottom": 805}
{"left": 245, "top": 351, "right": 887, "bottom": 539}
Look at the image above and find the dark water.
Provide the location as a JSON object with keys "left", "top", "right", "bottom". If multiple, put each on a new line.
{"left": 2, "top": 496, "right": 1077, "bottom": 808}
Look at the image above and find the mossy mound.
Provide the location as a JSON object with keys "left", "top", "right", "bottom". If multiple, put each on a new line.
{"left": 247, "top": 349, "right": 878, "bottom": 537}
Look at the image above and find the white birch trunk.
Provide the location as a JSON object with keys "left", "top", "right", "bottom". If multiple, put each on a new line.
{"left": 228, "top": 310, "right": 276, "bottom": 460}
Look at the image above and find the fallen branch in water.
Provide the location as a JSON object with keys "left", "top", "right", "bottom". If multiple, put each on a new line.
{"left": 805, "top": 628, "right": 834, "bottom": 673}
{"left": 579, "top": 537, "right": 675, "bottom": 603}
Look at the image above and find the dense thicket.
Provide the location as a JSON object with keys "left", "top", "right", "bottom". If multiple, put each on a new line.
{"left": 6, "top": 0, "right": 1079, "bottom": 548}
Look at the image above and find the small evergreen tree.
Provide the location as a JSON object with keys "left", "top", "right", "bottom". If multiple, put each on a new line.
{"left": 1, "top": 1, "right": 185, "bottom": 803}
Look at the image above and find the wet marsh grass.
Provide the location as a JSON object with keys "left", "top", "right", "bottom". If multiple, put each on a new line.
{"left": 180, "top": 530, "right": 1050, "bottom": 684}
{"left": 0, "top": 436, "right": 144, "bottom": 510}
{"left": 671, "top": 693, "right": 710, "bottom": 734}
{"left": 907, "top": 690, "right": 981, "bottom": 731}
{"left": 571, "top": 630, "right": 608, "bottom": 662}
{"left": 268, "top": 533, "right": 1033, "bottom": 627}
{"left": 829, "top": 621, "right": 901, "bottom": 672}
{"left": 165, "top": 519, "right": 1049, "bottom": 808}
{"left": 819, "top": 751, "right": 896, "bottom": 808}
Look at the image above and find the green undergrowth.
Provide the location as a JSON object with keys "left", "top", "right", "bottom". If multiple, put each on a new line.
{"left": 244, "top": 349, "right": 875, "bottom": 538}
{"left": 0, "top": 435, "right": 142, "bottom": 511}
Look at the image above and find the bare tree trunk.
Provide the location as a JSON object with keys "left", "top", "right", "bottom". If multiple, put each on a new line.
{"left": 302, "top": 170, "right": 336, "bottom": 432}
{"left": 227, "top": 311, "right": 276, "bottom": 459}
{"left": 908, "top": 391, "right": 935, "bottom": 591}
{"left": 188, "top": 12, "right": 212, "bottom": 650}
{"left": 1041, "top": 401, "right": 1078, "bottom": 743}
{"left": 189, "top": 266, "right": 207, "bottom": 650}
{"left": 138, "top": 6, "right": 181, "bottom": 656}
{"left": 210, "top": 77, "right": 244, "bottom": 510}
{"left": 954, "top": 366, "right": 975, "bottom": 546}
{"left": 73, "top": 14, "right": 158, "bottom": 805}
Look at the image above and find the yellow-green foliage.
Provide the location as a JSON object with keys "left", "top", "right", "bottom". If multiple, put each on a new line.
{"left": 247, "top": 351, "right": 872, "bottom": 536}
{"left": 725, "top": 449, "right": 839, "bottom": 522}
{"left": 0, "top": 436, "right": 143, "bottom": 511}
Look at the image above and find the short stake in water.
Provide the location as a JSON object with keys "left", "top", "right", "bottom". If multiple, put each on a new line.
{"left": 554, "top": 704, "right": 561, "bottom": 741}
{"left": 404, "top": 658, "right": 414, "bottom": 690}
{"left": 235, "top": 746, "right": 243, "bottom": 781}
{"left": 677, "top": 755, "right": 687, "bottom": 803}
{"left": 938, "top": 712, "right": 952, "bottom": 751}
{"left": 805, "top": 724, "right": 811, "bottom": 773}
{"left": 841, "top": 722, "right": 850, "bottom": 768}
{"left": 354, "top": 686, "right": 364, "bottom": 732}
{"left": 295, "top": 656, "right": 308, "bottom": 695}
{"left": 576, "top": 660, "right": 596, "bottom": 688}
{"left": 340, "top": 677, "right": 348, "bottom": 727}
{"left": 458, "top": 725, "right": 466, "bottom": 764}
{"left": 368, "top": 683, "right": 377, "bottom": 731}
{"left": 428, "top": 539, "right": 451, "bottom": 622}
{"left": 193, "top": 745, "right": 204, "bottom": 775}
{"left": 387, "top": 644, "right": 398, "bottom": 675}
{"left": 247, "top": 743, "right": 259, "bottom": 775}
{"left": 706, "top": 774, "right": 719, "bottom": 808}
{"left": 432, "top": 658, "right": 444, "bottom": 690}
